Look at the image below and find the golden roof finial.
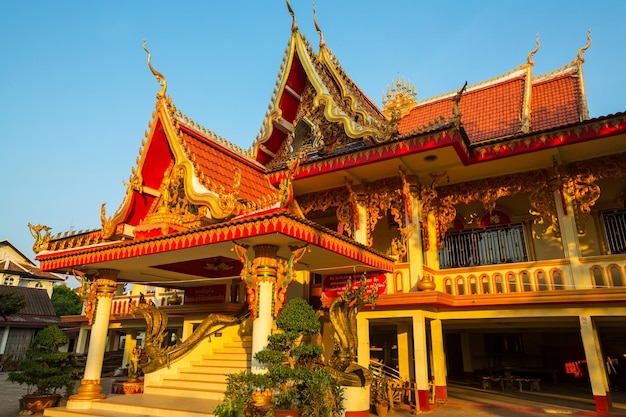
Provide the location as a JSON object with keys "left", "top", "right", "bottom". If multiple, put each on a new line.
{"left": 286, "top": 0, "right": 298, "bottom": 32}
{"left": 527, "top": 33, "right": 540, "bottom": 66}
{"left": 577, "top": 28, "right": 592, "bottom": 63}
{"left": 143, "top": 39, "right": 167, "bottom": 99}
{"left": 312, "top": 3, "right": 325, "bottom": 49}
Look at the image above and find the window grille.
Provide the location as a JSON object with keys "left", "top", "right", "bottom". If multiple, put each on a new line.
{"left": 438, "top": 223, "right": 528, "bottom": 269}
{"left": 601, "top": 208, "right": 626, "bottom": 254}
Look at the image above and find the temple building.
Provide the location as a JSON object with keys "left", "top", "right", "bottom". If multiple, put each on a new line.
{"left": 32, "top": 4, "right": 626, "bottom": 417}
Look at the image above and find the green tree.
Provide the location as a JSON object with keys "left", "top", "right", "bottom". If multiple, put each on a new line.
{"left": 51, "top": 285, "right": 83, "bottom": 317}
{"left": 0, "top": 288, "right": 26, "bottom": 320}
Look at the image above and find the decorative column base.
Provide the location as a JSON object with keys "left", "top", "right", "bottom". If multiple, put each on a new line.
{"left": 417, "top": 389, "right": 430, "bottom": 412}
{"left": 68, "top": 378, "right": 106, "bottom": 406}
{"left": 593, "top": 392, "right": 611, "bottom": 413}
{"left": 342, "top": 386, "right": 370, "bottom": 417}
{"left": 435, "top": 385, "right": 447, "bottom": 402}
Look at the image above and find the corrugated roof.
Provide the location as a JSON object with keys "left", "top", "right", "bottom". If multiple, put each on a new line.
{"left": 0, "top": 285, "right": 59, "bottom": 323}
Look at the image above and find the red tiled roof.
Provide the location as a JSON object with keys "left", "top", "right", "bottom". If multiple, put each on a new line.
{"left": 531, "top": 71, "right": 582, "bottom": 132}
{"left": 399, "top": 68, "right": 584, "bottom": 143}
{"left": 179, "top": 130, "right": 278, "bottom": 204}
{"left": 400, "top": 74, "right": 526, "bottom": 143}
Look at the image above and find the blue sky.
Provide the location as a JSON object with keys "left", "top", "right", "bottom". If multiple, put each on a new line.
{"left": 1, "top": 1, "right": 625, "bottom": 261}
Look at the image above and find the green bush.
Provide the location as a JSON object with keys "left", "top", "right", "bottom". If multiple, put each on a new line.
{"left": 7, "top": 326, "right": 77, "bottom": 396}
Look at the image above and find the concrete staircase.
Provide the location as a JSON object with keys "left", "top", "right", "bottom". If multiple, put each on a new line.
{"left": 44, "top": 337, "right": 252, "bottom": 417}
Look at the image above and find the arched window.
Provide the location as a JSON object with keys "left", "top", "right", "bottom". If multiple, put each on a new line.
{"left": 456, "top": 277, "right": 465, "bottom": 295}
{"left": 609, "top": 265, "right": 623, "bottom": 287}
{"left": 551, "top": 269, "right": 564, "bottom": 290}
{"left": 469, "top": 275, "right": 478, "bottom": 295}
{"left": 444, "top": 278, "right": 453, "bottom": 294}
{"left": 592, "top": 267, "right": 605, "bottom": 288}
{"left": 507, "top": 272, "right": 518, "bottom": 293}
{"left": 493, "top": 273, "right": 504, "bottom": 293}
{"left": 481, "top": 275, "right": 490, "bottom": 294}
{"left": 536, "top": 270, "right": 549, "bottom": 291}
{"left": 521, "top": 271, "right": 532, "bottom": 292}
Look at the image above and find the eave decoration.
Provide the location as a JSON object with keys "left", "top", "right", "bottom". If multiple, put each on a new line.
{"left": 418, "top": 150, "right": 626, "bottom": 249}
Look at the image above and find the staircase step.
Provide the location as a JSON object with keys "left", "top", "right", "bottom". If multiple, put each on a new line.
{"left": 177, "top": 371, "right": 228, "bottom": 383}
{"left": 161, "top": 378, "right": 227, "bottom": 391}
{"left": 192, "top": 359, "right": 250, "bottom": 368}
{"left": 44, "top": 394, "right": 219, "bottom": 417}
{"left": 145, "top": 385, "right": 224, "bottom": 400}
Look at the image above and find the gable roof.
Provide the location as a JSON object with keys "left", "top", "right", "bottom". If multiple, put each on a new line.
{"left": 399, "top": 65, "right": 586, "bottom": 144}
{"left": 252, "top": 15, "right": 393, "bottom": 170}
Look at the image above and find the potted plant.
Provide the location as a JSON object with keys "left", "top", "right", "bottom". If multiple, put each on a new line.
{"left": 8, "top": 325, "right": 77, "bottom": 413}
{"left": 215, "top": 298, "right": 344, "bottom": 417}
{"left": 371, "top": 374, "right": 390, "bottom": 417}
{"left": 255, "top": 298, "right": 344, "bottom": 417}
{"left": 213, "top": 371, "right": 269, "bottom": 417}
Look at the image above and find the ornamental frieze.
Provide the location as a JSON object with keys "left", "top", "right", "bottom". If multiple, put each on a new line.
{"left": 420, "top": 169, "right": 559, "bottom": 249}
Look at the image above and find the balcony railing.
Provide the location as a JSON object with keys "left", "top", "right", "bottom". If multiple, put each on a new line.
{"left": 390, "top": 256, "right": 626, "bottom": 296}
{"left": 438, "top": 223, "right": 528, "bottom": 269}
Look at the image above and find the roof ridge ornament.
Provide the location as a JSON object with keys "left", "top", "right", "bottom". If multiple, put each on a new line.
{"left": 286, "top": 0, "right": 298, "bottom": 32}
{"left": 527, "top": 33, "right": 540, "bottom": 66}
{"left": 143, "top": 39, "right": 167, "bottom": 99}
{"left": 312, "top": 3, "right": 325, "bottom": 49}
{"left": 577, "top": 28, "right": 592, "bottom": 63}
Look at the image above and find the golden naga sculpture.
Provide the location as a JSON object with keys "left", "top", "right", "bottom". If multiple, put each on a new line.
{"left": 129, "top": 300, "right": 245, "bottom": 374}
{"left": 72, "top": 270, "right": 98, "bottom": 325}
{"left": 326, "top": 273, "right": 378, "bottom": 387}
{"left": 27, "top": 223, "right": 51, "bottom": 254}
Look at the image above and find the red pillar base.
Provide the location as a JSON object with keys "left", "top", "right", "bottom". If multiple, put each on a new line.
{"left": 593, "top": 392, "right": 611, "bottom": 413}
{"left": 417, "top": 389, "right": 430, "bottom": 411}
{"left": 435, "top": 385, "right": 447, "bottom": 401}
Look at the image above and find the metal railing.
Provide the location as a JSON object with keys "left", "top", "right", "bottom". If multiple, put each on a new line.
{"left": 438, "top": 223, "right": 528, "bottom": 269}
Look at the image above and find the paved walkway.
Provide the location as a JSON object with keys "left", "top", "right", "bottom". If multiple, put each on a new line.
{"left": 2, "top": 372, "right": 626, "bottom": 417}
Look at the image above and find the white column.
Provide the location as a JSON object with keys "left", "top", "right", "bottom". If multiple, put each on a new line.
{"left": 75, "top": 325, "right": 89, "bottom": 354}
{"left": 249, "top": 245, "right": 280, "bottom": 374}
{"left": 397, "top": 322, "right": 411, "bottom": 381}
{"left": 0, "top": 325, "right": 10, "bottom": 354}
{"left": 431, "top": 319, "right": 447, "bottom": 402}
{"left": 579, "top": 314, "right": 612, "bottom": 413}
{"left": 406, "top": 182, "right": 424, "bottom": 291}
{"left": 554, "top": 186, "right": 588, "bottom": 289}
{"left": 412, "top": 312, "right": 430, "bottom": 411}
{"left": 251, "top": 280, "right": 274, "bottom": 373}
{"left": 354, "top": 192, "right": 368, "bottom": 246}
{"left": 68, "top": 269, "right": 118, "bottom": 406}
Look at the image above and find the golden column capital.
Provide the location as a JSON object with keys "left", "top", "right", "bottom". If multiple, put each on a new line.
{"left": 96, "top": 269, "right": 119, "bottom": 299}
